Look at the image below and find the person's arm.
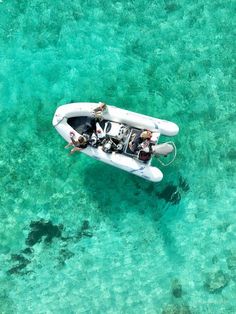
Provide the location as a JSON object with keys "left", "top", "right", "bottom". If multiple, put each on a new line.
{"left": 65, "top": 134, "right": 78, "bottom": 148}
{"left": 70, "top": 137, "right": 78, "bottom": 146}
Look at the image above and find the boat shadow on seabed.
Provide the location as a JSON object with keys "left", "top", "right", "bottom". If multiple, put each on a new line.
{"left": 81, "top": 158, "right": 190, "bottom": 216}
{"left": 81, "top": 163, "right": 190, "bottom": 265}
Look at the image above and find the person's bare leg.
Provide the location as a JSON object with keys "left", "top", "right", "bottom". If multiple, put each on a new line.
{"left": 99, "top": 102, "right": 106, "bottom": 111}
{"left": 65, "top": 142, "right": 73, "bottom": 148}
{"left": 69, "top": 147, "right": 82, "bottom": 155}
{"left": 94, "top": 102, "right": 107, "bottom": 113}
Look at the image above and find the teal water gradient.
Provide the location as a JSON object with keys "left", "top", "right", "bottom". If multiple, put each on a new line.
{"left": 0, "top": 0, "right": 235, "bottom": 313}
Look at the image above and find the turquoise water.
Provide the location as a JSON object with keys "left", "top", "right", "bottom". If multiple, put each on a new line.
{"left": 0, "top": 0, "right": 235, "bottom": 313}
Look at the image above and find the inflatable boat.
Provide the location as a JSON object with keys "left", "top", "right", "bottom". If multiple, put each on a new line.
{"left": 52, "top": 102, "right": 179, "bottom": 182}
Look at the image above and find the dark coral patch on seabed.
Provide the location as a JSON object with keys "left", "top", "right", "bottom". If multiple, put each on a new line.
{"left": 162, "top": 303, "right": 191, "bottom": 314}
{"left": 7, "top": 253, "right": 31, "bottom": 275}
{"left": 77, "top": 220, "right": 93, "bottom": 239}
{"left": 7, "top": 219, "right": 93, "bottom": 275}
{"left": 171, "top": 278, "right": 183, "bottom": 298}
{"left": 204, "top": 270, "right": 230, "bottom": 293}
{"left": 25, "top": 219, "right": 63, "bottom": 246}
{"left": 8, "top": 220, "right": 64, "bottom": 275}
{"left": 7, "top": 246, "right": 34, "bottom": 275}
{"left": 58, "top": 248, "right": 75, "bottom": 266}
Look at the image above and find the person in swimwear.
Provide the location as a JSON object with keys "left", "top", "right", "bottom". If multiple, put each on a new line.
{"left": 129, "top": 130, "right": 152, "bottom": 153}
{"left": 65, "top": 103, "right": 107, "bottom": 154}
{"left": 65, "top": 132, "right": 89, "bottom": 155}
{"left": 93, "top": 102, "right": 107, "bottom": 119}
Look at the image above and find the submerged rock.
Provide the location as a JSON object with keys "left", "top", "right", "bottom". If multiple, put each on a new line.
{"left": 21, "top": 247, "right": 34, "bottom": 255}
{"left": 7, "top": 264, "right": 28, "bottom": 275}
{"left": 211, "top": 255, "right": 218, "bottom": 264}
{"left": 11, "top": 254, "right": 29, "bottom": 264}
{"left": 217, "top": 222, "right": 230, "bottom": 233}
{"left": 171, "top": 278, "right": 182, "bottom": 298}
{"left": 164, "top": 2, "right": 181, "bottom": 13}
{"left": 26, "top": 219, "right": 63, "bottom": 246}
{"left": 81, "top": 220, "right": 90, "bottom": 231}
{"left": 227, "top": 149, "right": 236, "bottom": 160}
{"left": 204, "top": 270, "right": 230, "bottom": 293}
{"left": 77, "top": 220, "right": 93, "bottom": 239}
{"left": 8, "top": 219, "right": 94, "bottom": 275}
{"left": 227, "top": 255, "right": 236, "bottom": 271}
{"left": 7, "top": 253, "right": 31, "bottom": 275}
{"left": 162, "top": 303, "right": 191, "bottom": 314}
{"left": 58, "top": 248, "right": 75, "bottom": 265}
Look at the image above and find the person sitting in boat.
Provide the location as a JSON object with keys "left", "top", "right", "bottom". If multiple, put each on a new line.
{"left": 90, "top": 103, "right": 107, "bottom": 144}
{"left": 65, "top": 132, "right": 89, "bottom": 155}
{"left": 129, "top": 130, "right": 152, "bottom": 154}
{"left": 73, "top": 103, "right": 107, "bottom": 148}
{"left": 92, "top": 102, "right": 107, "bottom": 120}
{"left": 137, "top": 141, "right": 153, "bottom": 162}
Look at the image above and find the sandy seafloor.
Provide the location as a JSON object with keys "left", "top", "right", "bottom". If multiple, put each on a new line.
{"left": 0, "top": 0, "right": 235, "bottom": 313}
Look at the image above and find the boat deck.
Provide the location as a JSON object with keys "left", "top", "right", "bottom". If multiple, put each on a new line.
{"left": 67, "top": 116, "right": 141, "bottom": 158}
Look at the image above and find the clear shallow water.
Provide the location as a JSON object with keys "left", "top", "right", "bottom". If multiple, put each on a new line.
{"left": 0, "top": 0, "right": 235, "bottom": 313}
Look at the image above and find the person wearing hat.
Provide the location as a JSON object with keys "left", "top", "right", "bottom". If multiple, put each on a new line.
{"left": 140, "top": 130, "right": 152, "bottom": 140}
{"left": 129, "top": 129, "right": 152, "bottom": 153}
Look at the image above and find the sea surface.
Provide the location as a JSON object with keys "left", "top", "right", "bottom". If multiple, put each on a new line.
{"left": 0, "top": 0, "right": 235, "bottom": 313}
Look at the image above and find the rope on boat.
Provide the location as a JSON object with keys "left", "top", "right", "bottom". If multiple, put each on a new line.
{"left": 54, "top": 115, "right": 66, "bottom": 127}
{"left": 156, "top": 141, "right": 177, "bottom": 167}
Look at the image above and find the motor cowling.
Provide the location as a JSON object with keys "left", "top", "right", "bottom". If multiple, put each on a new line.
{"left": 152, "top": 143, "right": 174, "bottom": 157}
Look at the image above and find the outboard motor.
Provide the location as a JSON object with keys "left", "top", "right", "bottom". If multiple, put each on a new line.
{"left": 151, "top": 142, "right": 177, "bottom": 166}
{"left": 152, "top": 143, "right": 174, "bottom": 157}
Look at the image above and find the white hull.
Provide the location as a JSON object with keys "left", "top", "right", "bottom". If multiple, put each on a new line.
{"left": 52, "top": 102, "right": 179, "bottom": 182}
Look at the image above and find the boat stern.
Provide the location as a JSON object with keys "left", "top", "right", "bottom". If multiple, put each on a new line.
{"left": 155, "top": 120, "right": 179, "bottom": 136}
